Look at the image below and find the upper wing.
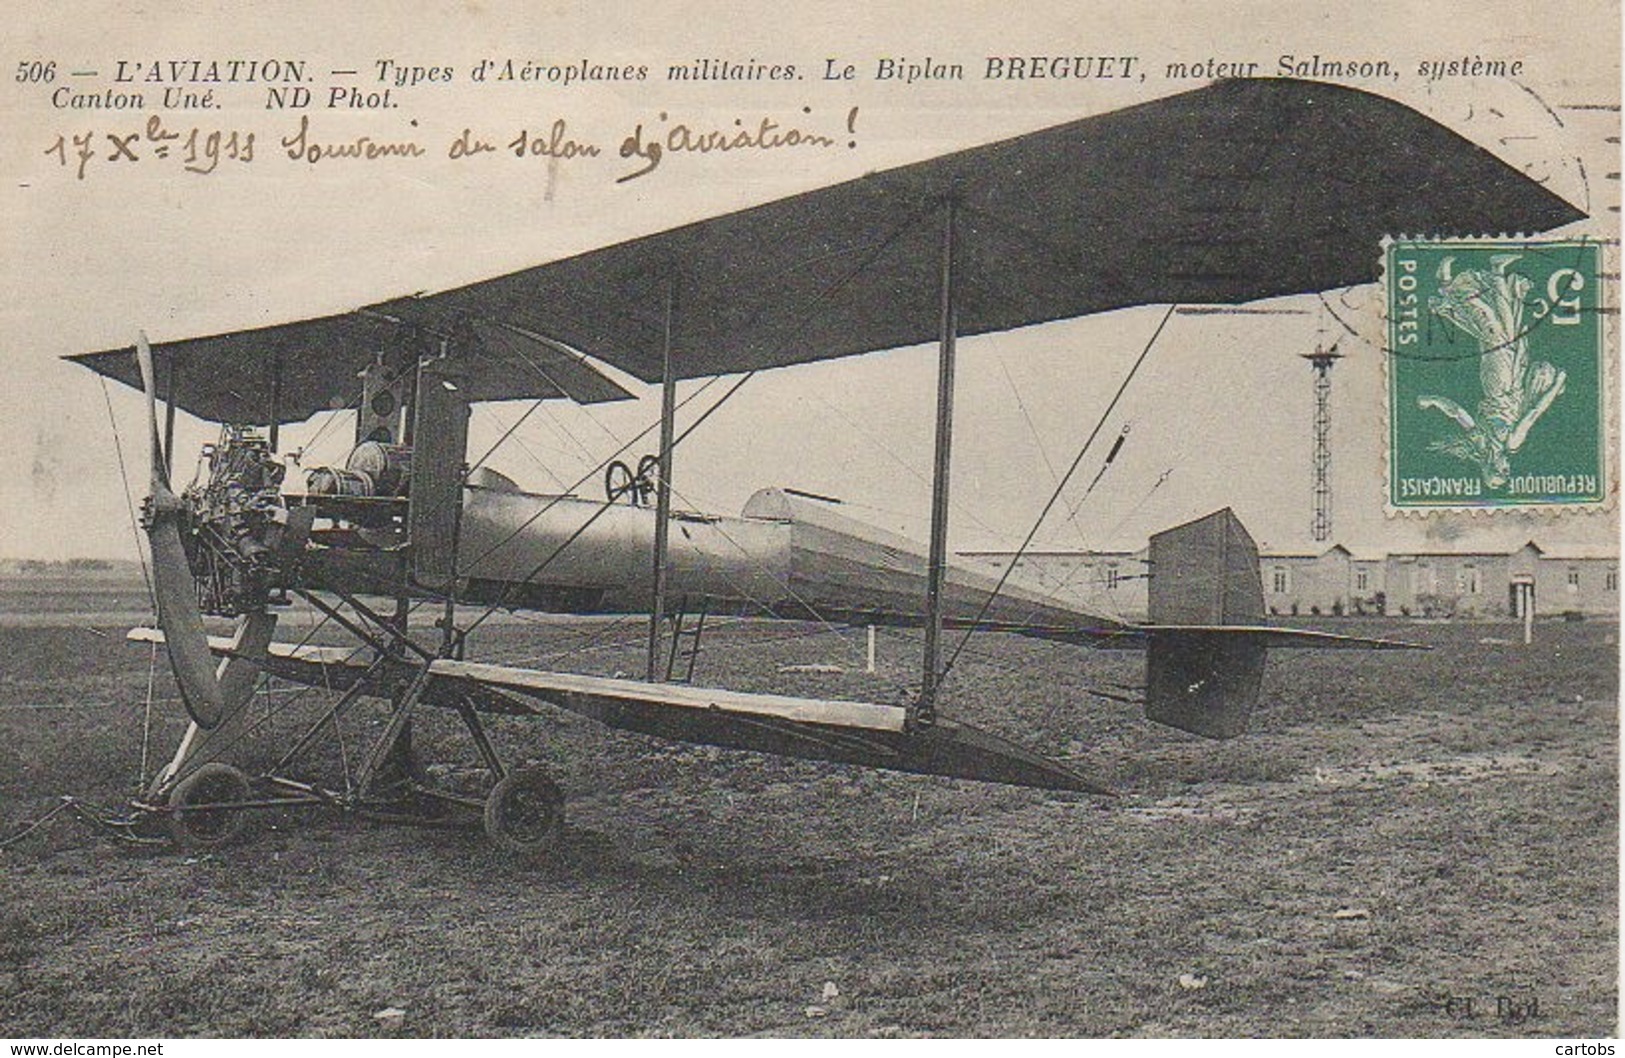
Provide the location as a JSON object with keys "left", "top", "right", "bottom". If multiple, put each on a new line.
{"left": 67, "top": 312, "right": 637, "bottom": 426}
{"left": 70, "top": 78, "right": 1581, "bottom": 420}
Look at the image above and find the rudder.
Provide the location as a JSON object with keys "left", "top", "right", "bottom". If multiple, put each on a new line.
{"left": 1144, "top": 509, "right": 1267, "bottom": 739}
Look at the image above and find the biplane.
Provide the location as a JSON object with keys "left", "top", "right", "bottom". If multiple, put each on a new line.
{"left": 67, "top": 78, "right": 1581, "bottom": 855}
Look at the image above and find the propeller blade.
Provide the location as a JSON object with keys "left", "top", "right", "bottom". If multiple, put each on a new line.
{"left": 218, "top": 610, "right": 277, "bottom": 711}
{"left": 134, "top": 332, "right": 169, "bottom": 495}
{"left": 148, "top": 521, "right": 225, "bottom": 728}
{"left": 135, "top": 332, "right": 224, "bottom": 729}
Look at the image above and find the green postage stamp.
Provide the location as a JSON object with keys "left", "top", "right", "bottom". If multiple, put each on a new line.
{"left": 1387, "top": 238, "right": 1607, "bottom": 511}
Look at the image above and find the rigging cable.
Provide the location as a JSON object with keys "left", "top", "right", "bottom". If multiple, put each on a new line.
{"left": 1072, "top": 424, "right": 1131, "bottom": 519}
{"left": 96, "top": 376, "right": 166, "bottom": 790}
{"left": 472, "top": 403, "right": 571, "bottom": 491}
{"left": 1101, "top": 466, "right": 1177, "bottom": 552}
{"left": 1024, "top": 459, "right": 1178, "bottom": 618}
{"left": 455, "top": 376, "right": 726, "bottom": 578}
{"left": 796, "top": 390, "right": 1084, "bottom": 602}
{"left": 98, "top": 378, "right": 154, "bottom": 603}
{"left": 994, "top": 352, "right": 1094, "bottom": 553}
{"left": 939, "top": 303, "right": 1179, "bottom": 685}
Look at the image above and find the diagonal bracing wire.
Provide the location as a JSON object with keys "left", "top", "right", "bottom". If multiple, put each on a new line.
{"left": 938, "top": 303, "right": 1179, "bottom": 684}
{"left": 98, "top": 377, "right": 155, "bottom": 605}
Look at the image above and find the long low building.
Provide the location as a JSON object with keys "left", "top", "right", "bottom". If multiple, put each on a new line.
{"left": 956, "top": 547, "right": 1153, "bottom": 623}
{"left": 960, "top": 540, "right": 1619, "bottom": 621}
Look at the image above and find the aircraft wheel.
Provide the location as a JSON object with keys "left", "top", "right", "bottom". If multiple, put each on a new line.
{"left": 483, "top": 768, "right": 565, "bottom": 858}
{"left": 167, "top": 762, "right": 252, "bottom": 848}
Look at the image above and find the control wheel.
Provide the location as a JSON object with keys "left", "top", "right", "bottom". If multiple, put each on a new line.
{"left": 605, "top": 460, "right": 637, "bottom": 504}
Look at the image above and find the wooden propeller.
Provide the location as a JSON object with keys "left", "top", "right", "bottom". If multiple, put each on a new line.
{"left": 135, "top": 332, "right": 225, "bottom": 729}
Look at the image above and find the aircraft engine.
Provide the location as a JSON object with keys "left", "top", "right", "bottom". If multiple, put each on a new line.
{"left": 177, "top": 428, "right": 296, "bottom": 616}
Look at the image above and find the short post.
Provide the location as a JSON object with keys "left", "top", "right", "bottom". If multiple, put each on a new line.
{"left": 866, "top": 624, "right": 877, "bottom": 674}
{"left": 1522, "top": 585, "right": 1535, "bottom": 645}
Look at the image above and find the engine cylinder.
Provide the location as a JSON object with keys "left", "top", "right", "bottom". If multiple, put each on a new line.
{"left": 306, "top": 467, "right": 375, "bottom": 497}
{"left": 345, "top": 441, "right": 413, "bottom": 497}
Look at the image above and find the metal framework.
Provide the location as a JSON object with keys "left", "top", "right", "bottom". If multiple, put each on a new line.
{"left": 1301, "top": 345, "right": 1342, "bottom": 542}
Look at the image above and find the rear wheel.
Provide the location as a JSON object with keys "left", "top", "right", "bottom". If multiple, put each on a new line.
{"left": 483, "top": 768, "right": 565, "bottom": 858}
{"left": 167, "top": 762, "right": 252, "bottom": 848}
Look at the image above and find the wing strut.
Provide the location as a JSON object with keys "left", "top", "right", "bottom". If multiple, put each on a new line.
{"left": 267, "top": 352, "right": 283, "bottom": 452}
{"left": 646, "top": 274, "right": 680, "bottom": 681}
{"left": 917, "top": 195, "right": 960, "bottom": 726}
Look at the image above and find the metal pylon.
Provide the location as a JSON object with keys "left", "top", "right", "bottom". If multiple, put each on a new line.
{"left": 1301, "top": 344, "right": 1342, "bottom": 542}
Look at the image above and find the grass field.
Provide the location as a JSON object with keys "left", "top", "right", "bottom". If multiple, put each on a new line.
{"left": 0, "top": 586, "right": 1616, "bottom": 1038}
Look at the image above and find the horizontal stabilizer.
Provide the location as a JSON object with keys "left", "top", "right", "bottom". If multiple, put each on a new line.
{"left": 1149, "top": 624, "right": 1425, "bottom": 650}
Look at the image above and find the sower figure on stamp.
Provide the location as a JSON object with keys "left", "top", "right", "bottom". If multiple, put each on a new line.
{"left": 1417, "top": 254, "right": 1567, "bottom": 488}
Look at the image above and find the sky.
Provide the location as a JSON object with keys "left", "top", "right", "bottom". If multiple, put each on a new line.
{"left": 2, "top": 0, "right": 1618, "bottom": 562}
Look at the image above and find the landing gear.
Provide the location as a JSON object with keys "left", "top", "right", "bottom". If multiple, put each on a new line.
{"left": 483, "top": 767, "right": 565, "bottom": 858}
{"left": 166, "top": 762, "right": 252, "bottom": 848}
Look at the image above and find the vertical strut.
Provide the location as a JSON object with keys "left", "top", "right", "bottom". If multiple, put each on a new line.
{"left": 268, "top": 353, "right": 283, "bottom": 453}
{"left": 436, "top": 337, "right": 461, "bottom": 658}
{"left": 918, "top": 196, "right": 959, "bottom": 725}
{"left": 647, "top": 274, "right": 679, "bottom": 682}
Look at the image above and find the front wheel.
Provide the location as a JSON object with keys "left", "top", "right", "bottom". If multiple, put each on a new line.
{"left": 166, "top": 762, "right": 252, "bottom": 848}
{"left": 483, "top": 768, "right": 565, "bottom": 858}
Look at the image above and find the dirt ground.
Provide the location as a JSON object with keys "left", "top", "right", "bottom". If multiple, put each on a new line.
{"left": 0, "top": 588, "right": 1616, "bottom": 1038}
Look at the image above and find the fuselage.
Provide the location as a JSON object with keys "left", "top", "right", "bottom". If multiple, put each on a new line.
{"left": 307, "top": 482, "right": 1110, "bottom": 636}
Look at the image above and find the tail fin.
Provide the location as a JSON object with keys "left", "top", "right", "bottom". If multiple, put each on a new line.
{"left": 1144, "top": 508, "right": 1266, "bottom": 739}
